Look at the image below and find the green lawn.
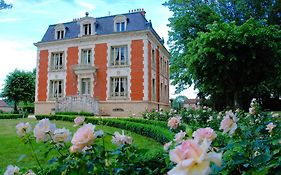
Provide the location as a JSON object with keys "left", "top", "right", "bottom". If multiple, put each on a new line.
{"left": 0, "top": 118, "right": 162, "bottom": 174}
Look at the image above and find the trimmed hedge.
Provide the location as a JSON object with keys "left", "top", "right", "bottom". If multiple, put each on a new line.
{"left": 0, "top": 114, "right": 25, "bottom": 119}
{"left": 55, "top": 111, "right": 96, "bottom": 116}
{"left": 35, "top": 115, "right": 173, "bottom": 144}
{"left": 119, "top": 118, "right": 168, "bottom": 128}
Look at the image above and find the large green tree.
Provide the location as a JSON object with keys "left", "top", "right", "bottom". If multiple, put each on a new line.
{"left": 0, "top": 0, "right": 12, "bottom": 10}
{"left": 1, "top": 70, "right": 35, "bottom": 113}
{"left": 165, "top": 0, "right": 281, "bottom": 108}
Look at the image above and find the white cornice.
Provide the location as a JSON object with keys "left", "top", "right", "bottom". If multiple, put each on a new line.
{"left": 34, "top": 30, "right": 170, "bottom": 57}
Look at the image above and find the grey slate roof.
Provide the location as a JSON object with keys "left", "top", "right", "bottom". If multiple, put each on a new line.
{"left": 40, "top": 12, "right": 163, "bottom": 43}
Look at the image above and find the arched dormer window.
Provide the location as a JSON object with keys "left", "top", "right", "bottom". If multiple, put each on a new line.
{"left": 78, "top": 13, "right": 96, "bottom": 37}
{"left": 113, "top": 15, "right": 127, "bottom": 32}
{"left": 55, "top": 24, "right": 65, "bottom": 40}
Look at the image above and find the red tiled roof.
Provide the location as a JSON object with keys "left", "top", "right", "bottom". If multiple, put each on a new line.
{"left": 0, "top": 100, "right": 9, "bottom": 107}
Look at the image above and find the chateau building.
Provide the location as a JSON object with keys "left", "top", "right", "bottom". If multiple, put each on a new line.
{"left": 34, "top": 9, "right": 170, "bottom": 116}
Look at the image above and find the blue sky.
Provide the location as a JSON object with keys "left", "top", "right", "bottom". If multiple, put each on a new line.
{"left": 0, "top": 0, "right": 197, "bottom": 98}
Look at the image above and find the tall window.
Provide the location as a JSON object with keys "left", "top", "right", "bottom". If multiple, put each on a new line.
{"left": 152, "top": 49, "right": 156, "bottom": 68}
{"left": 81, "top": 78, "right": 91, "bottom": 95}
{"left": 111, "top": 46, "right": 128, "bottom": 66}
{"left": 50, "top": 52, "right": 64, "bottom": 70}
{"left": 152, "top": 78, "right": 156, "bottom": 101}
{"left": 116, "top": 22, "right": 125, "bottom": 32}
{"left": 110, "top": 77, "right": 127, "bottom": 97}
{"left": 81, "top": 49, "right": 92, "bottom": 65}
{"left": 83, "top": 23, "right": 91, "bottom": 35}
{"left": 56, "top": 30, "right": 64, "bottom": 39}
{"left": 49, "top": 80, "right": 63, "bottom": 99}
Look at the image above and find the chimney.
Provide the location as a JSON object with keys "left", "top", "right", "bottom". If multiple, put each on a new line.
{"left": 140, "top": 8, "right": 146, "bottom": 16}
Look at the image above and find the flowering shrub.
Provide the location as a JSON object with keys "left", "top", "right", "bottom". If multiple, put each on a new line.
{"left": 7, "top": 117, "right": 164, "bottom": 174}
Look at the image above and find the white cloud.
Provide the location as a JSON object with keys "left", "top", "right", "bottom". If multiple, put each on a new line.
{"left": 0, "top": 17, "right": 17, "bottom": 23}
{"left": 75, "top": 0, "right": 96, "bottom": 11}
{"left": 0, "top": 39, "right": 36, "bottom": 90}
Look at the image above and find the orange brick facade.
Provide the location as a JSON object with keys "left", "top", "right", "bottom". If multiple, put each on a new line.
{"left": 94, "top": 43, "right": 108, "bottom": 101}
{"left": 37, "top": 50, "right": 48, "bottom": 101}
{"left": 66, "top": 47, "right": 78, "bottom": 96}
{"left": 130, "top": 40, "right": 144, "bottom": 101}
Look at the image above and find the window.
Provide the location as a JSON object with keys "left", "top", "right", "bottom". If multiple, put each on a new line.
{"left": 81, "top": 49, "right": 92, "bottom": 65}
{"left": 55, "top": 24, "right": 65, "bottom": 40}
{"left": 49, "top": 80, "right": 63, "bottom": 99}
{"left": 50, "top": 52, "right": 64, "bottom": 70}
{"left": 81, "top": 78, "right": 91, "bottom": 95}
{"left": 152, "top": 49, "right": 156, "bottom": 68}
{"left": 110, "top": 77, "right": 128, "bottom": 97}
{"left": 161, "top": 82, "right": 163, "bottom": 101}
{"left": 56, "top": 30, "right": 64, "bottom": 39}
{"left": 113, "top": 15, "right": 127, "bottom": 32}
{"left": 116, "top": 22, "right": 125, "bottom": 32}
{"left": 152, "top": 78, "right": 156, "bottom": 101}
{"left": 83, "top": 23, "right": 91, "bottom": 35}
{"left": 160, "top": 57, "right": 163, "bottom": 73}
{"left": 165, "top": 85, "right": 167, "bottom": 102}
{"left": 111, "top": 46, "right": 128, "bottom": 66}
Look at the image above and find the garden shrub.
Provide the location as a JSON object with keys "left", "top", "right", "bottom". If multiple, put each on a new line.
{"left": 55, "top": 111, "right": 96, "bottom": 116}
{"left": 0, "top": 113, "right": 24, "bottom": 119}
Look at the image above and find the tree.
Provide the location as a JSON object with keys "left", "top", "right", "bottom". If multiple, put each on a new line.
{"left": 1, "top": 70, "right": 35, "bottom": 113}
{"left": 165, "top": 0, "right": 281, "bottom": 108}
{"left": 186, "top": 19, "right": 281, "bottom": 108}
{"left": 172, "top": 95, "right": 188, "bottom": 110}
{"left": 0, "top": 0, "right": 12, "bottom": 10}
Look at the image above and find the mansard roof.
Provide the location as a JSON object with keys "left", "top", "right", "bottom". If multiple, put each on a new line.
{"left": 40, "top": 11, "right": 163, "bottom": 44}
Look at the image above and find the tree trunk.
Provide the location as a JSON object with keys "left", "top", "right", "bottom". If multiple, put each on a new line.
{"left": 13, "top": 101, "right": 18, "bottom": 114}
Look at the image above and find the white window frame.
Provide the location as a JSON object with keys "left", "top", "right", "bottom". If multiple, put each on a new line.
{"left": 54, "top": 24, "right": 65, "bottom": 40}
{"left": 110, "top": 45, "right": 128, "bottom": 66}
{"left": 78, "top": 17, "right": 96, "bottom": 37}
{"left": 81, "top": 49, "right": 92, "bottom": 65}
{"left": 113, "top": 15, "right": 127, "bottom": 32}
{"left": 152, "top": 49, "right": 156, "bottom": 69}
{"left": 50, "top": 52, "right": 64, "bottom": 71}
{"left": 81, "top": 78, "right": 91, "bottom": 95}
{"left": 110, "top": 77, "right": 128, "bottom": 98}
{"left": 49, "top": 80, "right": 64, "bottom": 100}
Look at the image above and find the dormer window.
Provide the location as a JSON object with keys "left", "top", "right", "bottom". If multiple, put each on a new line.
{"left": 54, "top": 24, "right": 65, "bottom": 40}
{"left": 78, "top": 12, "right": 96, "bottom": 37}
{"left": 83, "top": 23, "right": 91, "bottom": 35}
{"left": 113, "top": 15, "right": 127, "bottom": 32}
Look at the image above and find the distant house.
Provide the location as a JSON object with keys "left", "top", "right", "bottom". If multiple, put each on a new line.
{"left": 183, "top": 99, "right": 200, "bottom": 109}
{"left": 0, "top": 100, "right": 12, "bottom": 113}
{"left": 34, "top": 9, "right": 170, "bottom": 116}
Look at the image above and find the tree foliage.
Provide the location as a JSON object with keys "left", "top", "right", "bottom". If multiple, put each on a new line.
{"left": 1, "top": 69, "right": 35, "bottom": 112}
{"left": 165, "top": 0, "right": 281, "bottom": 108}
{"left": 0, "top": 0, "right": 12, "bottom": 10}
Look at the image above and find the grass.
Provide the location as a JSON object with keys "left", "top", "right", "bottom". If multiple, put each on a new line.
{"left": 0, "top": 118, "right": 162, "bottom": 174}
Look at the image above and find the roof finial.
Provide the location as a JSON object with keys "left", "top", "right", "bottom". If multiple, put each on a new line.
{"left": 85, "top": 12, "right": 89, "bottom": 17}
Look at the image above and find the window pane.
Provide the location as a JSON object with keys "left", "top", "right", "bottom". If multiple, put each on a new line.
{"left": 121, "top": 22, "right": 125, "bottom": 31}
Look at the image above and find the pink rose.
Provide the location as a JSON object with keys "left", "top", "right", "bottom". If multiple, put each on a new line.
{"left": 16, "top": 122, "right": 32, "bottom": 137}
{"left": 164, "top": 141, "right": 172, "bottom": 151}
{"left": 53, "top": 128, "right": 71, "bottom": 143}
{"left": 74, "top": 116, "right": 85, "bottom": 126}
{"left": 174, "top": 130, "right": 186, "bottom": 144}
{"left": 193, "top": 127, "right": 217, "bottom": 143}
{"left": 168, "top": 139, "right": 221, "bottom": 175}
{"left": 70, "top": 123, "right": 96, "bottom": 153}
{"left": 168, "top": 116, "right": 181, "bottom": 129}
{"left": 4, "top": 165, "right": 20, "bottom": 175}
{"left": 111, "top": 130, "right": 132, "bottom": 146}
{"left": 220, "top": 111, "right": 238, "bottom": 135}
{"left": 266, "top": 122, "right": 276, "bottom": 133}
{"left": 33, "top": 119, "right": 56, "bottom": 142}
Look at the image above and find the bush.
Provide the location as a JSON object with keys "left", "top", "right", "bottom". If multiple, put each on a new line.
{"left": 0, "top": 114, "right": 24, "bottom": 119}
{"left": 35, "top": 115, "right": 173, "bottom": 144}
{"left": 55, "top": 111, "right": 96, "bottom": 116}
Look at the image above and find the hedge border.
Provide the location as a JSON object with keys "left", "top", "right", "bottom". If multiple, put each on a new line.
{"left": 35, "top": 115, "right": 173, "bottom": 144}
{"left": 0, "top": 114, "right": 25, "bottom": 119}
